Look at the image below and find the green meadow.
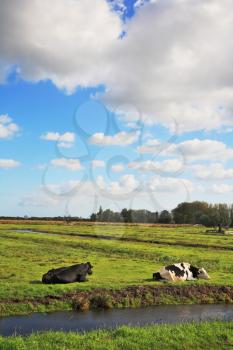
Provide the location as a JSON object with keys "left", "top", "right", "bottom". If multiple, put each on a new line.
{"left": 1, "top": 222, "right": 233, "bottom": 316}
{"left": 1, "top": 322, "right": 233, "bottom": 350}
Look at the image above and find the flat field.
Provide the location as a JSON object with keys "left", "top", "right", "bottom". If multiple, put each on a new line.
{"left": 1, "top": 221, "right": 233, "bottom": 316}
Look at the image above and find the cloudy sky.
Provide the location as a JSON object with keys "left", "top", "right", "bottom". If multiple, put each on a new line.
{"left": 0, "top": 0, "right": 233, "bottom": 217}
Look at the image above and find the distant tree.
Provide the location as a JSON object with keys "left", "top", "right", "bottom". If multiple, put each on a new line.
{"left": 96, "top": 206, "right": 103, "bottom": 222}
{"left": 159, "top": 210, "right": 172, "bottom": 224}
{"left": 90, "top": 213, "right": 97, "bottom": 222}
{"left": 199, "top": 214, "right": 211, "bottom": 227}
{"left": 172, "top": 201, "right": 209, "bottom": 224}
{"left": 218, "top": 204, "right": 231, "bottom": 227}
{"left": 121, "top": 208, "right": 132, "bottom": 223}
{"left": 155, "top": 211, "right": 159, "bottom": 223}
{"left": 102, "top": 209, "right": 116, "bottom": 222}
{"left": 230, "top": 205, "right": 233, "bottom": 228}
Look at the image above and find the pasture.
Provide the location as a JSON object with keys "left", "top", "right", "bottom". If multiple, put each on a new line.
{"left": 1, "top": 222, "right": 233, "bottom": 316}
{"left": 1, "top": 322, "right": 233, "bottom": 350}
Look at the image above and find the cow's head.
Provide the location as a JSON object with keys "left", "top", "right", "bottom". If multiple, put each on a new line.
{"left": 197, "top": 267, "right": 210, "bottom": 279}
{"left": 86, "top": 262, "right": 93, "bottom": 275}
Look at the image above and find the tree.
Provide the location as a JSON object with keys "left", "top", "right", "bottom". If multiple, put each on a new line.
{"left": 90, "top": 213, "right": 97, "bottom": 222}
{"left": 218, "top": 204, "right": 231, "bottom": 227}
{"left": 172, "top": 201, "right": 210, "bottom": 224}
{"left": 155, "top": 211, "right": 159, "bottom": 223}
{"left": 96, "top": 206, "right": 103, "bottom": 222}
{"left": 159, "top": 210, "right": 172, "bottom": 224}
{"left": 199, "top": 214, "right": 211, "bottom": 227}
{"left": 121, "top": 208, "right": 132, "bottom": 223}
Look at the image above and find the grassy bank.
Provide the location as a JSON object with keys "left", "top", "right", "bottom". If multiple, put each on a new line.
{"left": 2, "top": 285, "right": 233, "bottom": 317}
{"left": 1, "top": 222, "right": 233, "bottom": 316}
{"left": 1, "top": 322, "right": 233, "bottom": 350}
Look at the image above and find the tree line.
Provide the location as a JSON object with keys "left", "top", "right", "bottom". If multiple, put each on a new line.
{"left": 2, "top": 201, "right": 233, "bottom": 227}
{"left": 90, "top": 201, "right": 233, "bottom": 227}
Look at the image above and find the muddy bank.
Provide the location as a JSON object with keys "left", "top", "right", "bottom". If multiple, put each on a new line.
{"left": 1, "top": 285, "right": 233, "bottom": 316}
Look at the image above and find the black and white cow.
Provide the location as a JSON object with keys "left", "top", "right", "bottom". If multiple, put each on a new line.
{"left": 153, "top": 262, "right": 210, "bottom": 282}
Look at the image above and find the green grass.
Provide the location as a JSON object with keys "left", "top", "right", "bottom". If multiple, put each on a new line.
{"left": 1, "top": 222, "right": 233, "bottom": 316}
{"left": 3, "top": 222, "right": 233, "bottom": 249}
{"left": 1, "top": 322, "right": 233, "bottom": 349}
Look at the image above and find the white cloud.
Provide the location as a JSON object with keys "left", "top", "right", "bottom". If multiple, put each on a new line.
{"left": 0, "top": 0, "right": 121, "bottom": 92}
{"left": 103, "top": 0, "right": 233, "bottom": 133}
{"left": 44, "top": 180, "right": 87, "bottom": 197}
{"left": 19, "top": 172, "right": 196, "bottom": 214}
{"left": 91, "top": 160, "right": 105, "bottom": 168}
{"left": 211, "top": 184, "right": 233, "bottom": 194}
{"left": 1, "top": 1, "right": 233, "bottom": 133}
{"left": 41, "top": 132, "right": 75, "bottom": 148}
{"left": 138, "top": 138, "right": 233, "bottom": 162}
{"left": 129, "top": 159, "right": 183, "bottom": 173}
{"left": 168, "top": 139, "right": 233, "bottom": 162}
{"left": 95, "top": 173, "right": 193, "bottom": 196}
{"left": 112, "top": 164, "right": 125, "bottom": 172}
{"left": 0, "top": 159, "right": 20, "bottom": 169}
{"left": 41, "top": 132, "right": 75, "bottom": 142}
{"left": 96, "top": 174, "right": 139, "bottom": 195}
{"left": 19, "top": 193, "right": 58, "bottom": 207}
{"left": 0, "top": 114, "right": 20, "bottom": 139}
{"left": 148, "top": 176, "right": 194, "bottom": 193}
{"left": 193, "top": 163, "right": 233, "bottom": 180}
{"left": 89, "top": 131, "right": 140, "bottom": 146}
{"left": 51, "top": 158, "right": 82, "bottom": 171}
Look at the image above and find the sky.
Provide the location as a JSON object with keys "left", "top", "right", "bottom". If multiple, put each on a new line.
{"left": 0, "top": 0, "right": 233, "bottom": 217}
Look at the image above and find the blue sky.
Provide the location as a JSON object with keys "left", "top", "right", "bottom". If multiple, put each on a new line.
{"left": 0, "top": 0, "right": 233, "bottom": 217}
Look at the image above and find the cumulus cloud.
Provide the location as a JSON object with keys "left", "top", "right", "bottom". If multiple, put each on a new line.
{"left": 0, "top": 114, "right": 20, "bottom": 139}
{"left": 193, "top": 163, "right": 233, "bottom": 180}
{"left": 96, "top": 174, "right": 139, "bottom": 195}
{"left": 148, "top": 176, "right": 194, "bottom": 193}
{"left": 41, "top": 132, "right": 75, "bottom": 148}
{"left": 211, "top": 184, "right": 233, "bottom": 194}
{"left": 167, "top": 139, "right": 233, "bottom": 162}
{"left": 0, "top": 159, "right": 20, "bottom": 169}
{"left": 89, "top": 131, "right": 140, "bottom": 146}
{"left": 138, "top": 138, "right": 233, "bottom": 162}
{"left": 129, "top": 159, "right": 183, "bottom": 174}
{"left": 0, "top": 0, "right": 121, "bottom": 92}
{"left": 103, "top": 0, "right": 233, "bottom": 133}
{"left": 51, "top": 158, "right": 82, "bottom": 171}
{"left": 95, "top": 173, "right": 194, "bottom": 197}
{"left": 137, "top": 139, "right": 162, "bottom": 154}
{"left": 1, "top": 1, "right": 233, "bottom": 133}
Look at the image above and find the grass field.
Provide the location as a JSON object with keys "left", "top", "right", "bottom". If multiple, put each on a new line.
{"left": 1, "top": 322, "right": 233, "bottom": 350}
{"left": 1, "top": 221, "right": 233, "bottom": 316}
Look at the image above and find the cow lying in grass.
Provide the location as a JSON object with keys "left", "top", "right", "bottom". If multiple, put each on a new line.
{"left": 42, "top": 262, "right": 93, "bottom": 284}
{"left": 153, "top": 262, "right": 210, "bottom": 282}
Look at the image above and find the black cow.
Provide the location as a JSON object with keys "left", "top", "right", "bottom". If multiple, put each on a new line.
{"left": 42, "top": 262, "right": 93, "bottom": 284}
